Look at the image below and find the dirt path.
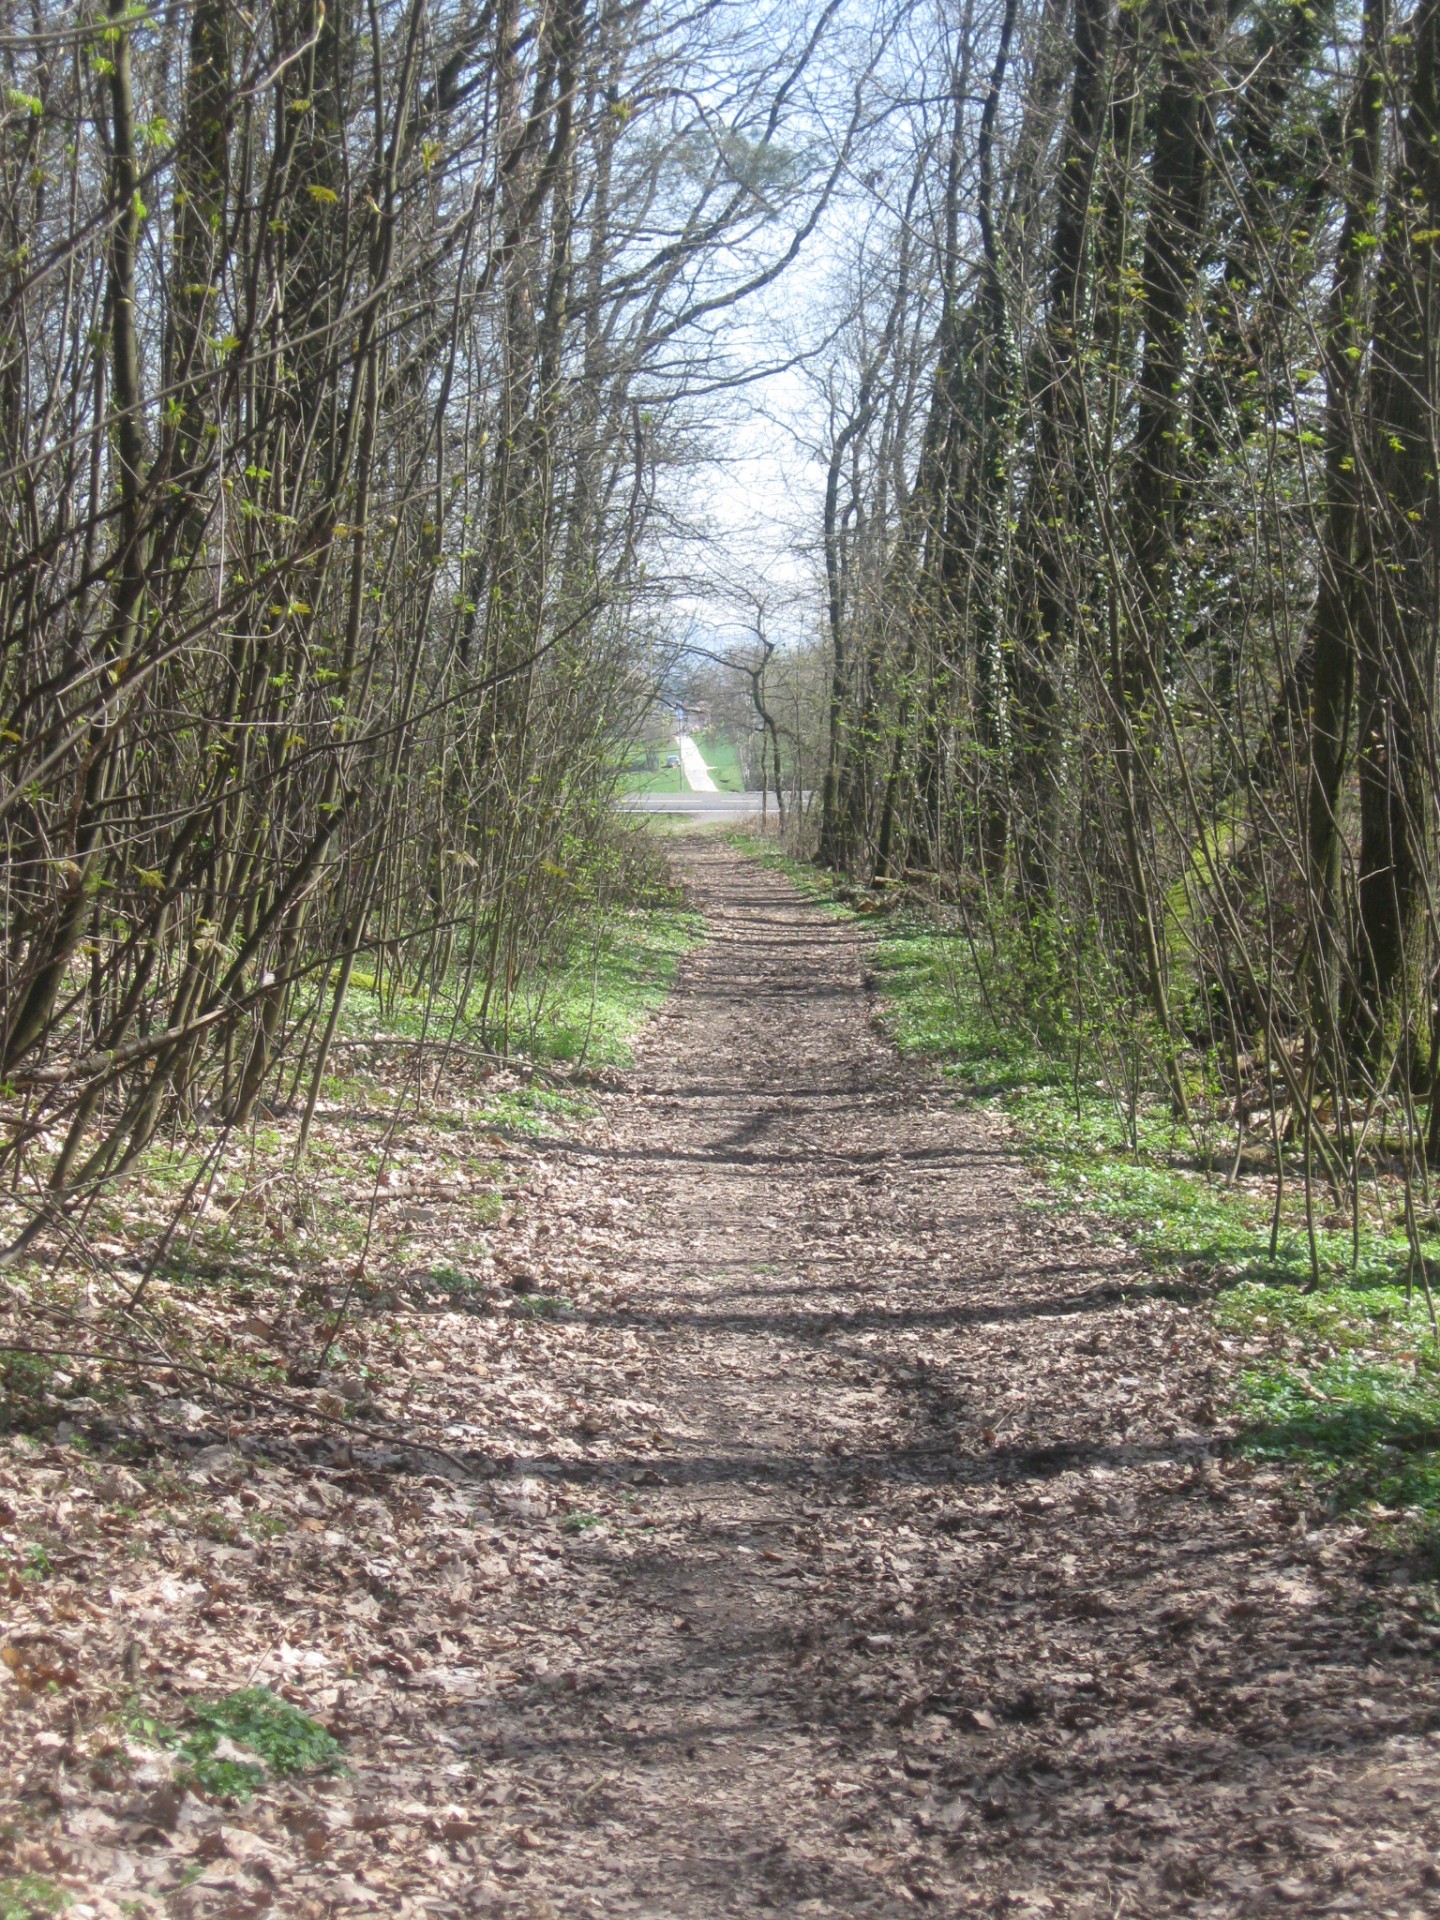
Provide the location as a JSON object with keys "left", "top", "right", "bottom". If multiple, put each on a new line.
{"left": 10, "top": 841, "right": 1440, "bottom": 1920}
{"left": 441, "top": 843, "right": 1440, "bottom": 1917}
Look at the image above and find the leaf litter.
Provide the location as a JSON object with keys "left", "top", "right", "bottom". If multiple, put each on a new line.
{"left": 3, "top": 843, "right": 1440, "bottom": 1916}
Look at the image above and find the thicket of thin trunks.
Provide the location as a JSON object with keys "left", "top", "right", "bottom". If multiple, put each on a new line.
{"left": 812, "top": 0, "right": 1440, "bottom": 1252}
{"left": 10, "top": 0, "right": 1440, "bottom": 1275}
{"left": 0, "top": 0, "right": 846, "bottom": 1248}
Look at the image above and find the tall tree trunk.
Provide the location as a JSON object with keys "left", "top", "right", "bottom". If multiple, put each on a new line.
{"left": 1305, "top": 0, "right": 1386, "bottom": 1064}
{"left": 1108, "top": 0, "right": 1226, "bottom": 1109}
{"left": 1010, "top": 0, "right": 1112, "bottom": 900}
{"left": 969, "top": 0, "right": 1021, "bottom": 881}
{"left": 1354, "top": 0, "right": 1440, "bottom": 1073}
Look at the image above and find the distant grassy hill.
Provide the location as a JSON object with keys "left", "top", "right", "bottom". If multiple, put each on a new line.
{"left": 615, "top": 758, "right": 686, "bottom": 794}
{"left": 614, "top": 731, "right": 748, "bottom": 794}
{"left": 693, "top": 730, "right": 746, "bottom": 792}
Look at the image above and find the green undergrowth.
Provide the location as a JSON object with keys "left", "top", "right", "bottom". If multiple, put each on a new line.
{"left": 498, "top": 905, "right": 703, "bottom": 1065}
{"left": 736, "top": 841, "right": 1440, "bottom": 1546}
{"left": 1235, "top": 1353, "right": 1440, "bottom": 1540}
{"left": 481, "top": 1085, "right": 596, "bottom": 1135}
{"left": 335, "top": 901, "right": 701, "bottom": 1072}
{"left": 126, "top": 1687, "right": 343, "bottom": 1801}
{"left": 0, "top": 1877, "right": 70, "bottom": 1920}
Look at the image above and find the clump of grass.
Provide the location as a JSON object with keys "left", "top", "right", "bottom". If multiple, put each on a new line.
{"left": 195, "top": 1509, "right": 240, "bottom": 1546}
{"left": 22, "top": 1542, "right": 53, "bottom": 1580}
{"left": 512, "top": 1291, "right": 571, "bottom": 1319}
{"left": 127, "top": 1686, "right": 343, "bottom": 1801}
{"left": 406, "top": 1261, "right": 491, "bottom": 1315}
{"left": 423, "top": 1259, "right": 482, "bottom": 1295}
{"left": 559, "top": 1510, "right": 604, "bottom": 1533}
{"left": 0, "top": 1876, "right": 70, "bottom": 1920}
{"left": 243, "top": 1511, "right": 287, "bottom": 1542}
{"left": 0, "top": 1352, "right": 63, "bottom": 1433}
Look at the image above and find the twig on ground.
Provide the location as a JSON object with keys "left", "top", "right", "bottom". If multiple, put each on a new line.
{"left": 0, "top": 1339, "right": 483, "bottom": 1477}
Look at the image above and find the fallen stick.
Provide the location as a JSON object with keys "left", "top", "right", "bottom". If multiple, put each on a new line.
{"left": 0, "top": 1338, "right": 482, "bottom": 1478}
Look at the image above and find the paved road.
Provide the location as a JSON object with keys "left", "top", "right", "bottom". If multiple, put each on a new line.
{"left": 677, "top": 732, "right": 718, "bottom": 793}
{"left": 618, "top": 788, "right": 776, "bottom": 825}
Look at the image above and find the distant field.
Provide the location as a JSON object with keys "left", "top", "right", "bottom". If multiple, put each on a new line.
{"left": 615, "top": 731, "right": 748, "bottom": 795}
{"left": 693, "top": 731, "right": 746, "bottom": 792}
{"left": 616, "top": 758, "right": 686, "bottom": 794}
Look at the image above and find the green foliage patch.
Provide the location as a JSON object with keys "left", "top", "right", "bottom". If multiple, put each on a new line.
{"left": 332, "top": 903, "right": 700, "bottom": 1074}
{"left": 128, "top": 1686, "right": 343, "bottom": 1801}
{"left": 501, "top": 906, "right": 703, "bottom": 1066}
{"left": 0, "top": 1877, "right": 70, "bottom": 1920}
{"left": 0, "top": 1352, "right": 63, "bottom": 1432}
{"left": 559, "top": 1509, "right": 604, "bottom": 1532}
{"left": 512, "top": 1291, "right": 572, "bottom": 1319}
{"left": 1235, "top": 1349, "right": 1440, "bottom": 1529}
{"left": 480, "top": 1086, "right": 595, "bottom": 1136}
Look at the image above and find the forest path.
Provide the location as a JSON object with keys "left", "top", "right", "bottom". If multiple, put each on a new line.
{"left": 439, "top": 842, "right": 1440, "bottom": 1918}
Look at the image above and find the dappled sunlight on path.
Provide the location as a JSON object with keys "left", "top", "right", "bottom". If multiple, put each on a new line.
{"left": 421, "top": 844, "right": 1440, "bottom": 1917}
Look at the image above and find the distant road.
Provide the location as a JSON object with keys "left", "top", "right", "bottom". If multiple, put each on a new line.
{"left": 677, "top": 733, "right": 718, "bottom": 793}
{"left": 618, "top": 789, "right": 773, "bottom": 825}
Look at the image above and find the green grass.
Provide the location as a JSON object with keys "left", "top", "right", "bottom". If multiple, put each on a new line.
{"left": 0, "top": 1878, "right": 70, "bottom": 1920}
{"left": 127, "top": 1687, "right": 343, "bottom": 1801}
{"left": 559, "top": 1510, "right": 604, "bottom": 1532}
{"left": 512, "top": 1290, "right": 573, "bottom": 1318}
{"left": 863, "top": 913, "right": 1436, "bottom": 1267}
{"left": 480, "top": 1086, "right": 596, "bottom": 1134}
{"left": 332, "top": 904, "right": 700, "bottom": 1073}
{"left": 1235, "top": 1349, "right": 1440, "bottom": 1523}
{"left": 693, "top": 731, "right": 746, "bottom": 793}
{"left": 631, "top": 812, "right": 733, "bottom": 838}
{"left": 496, "top": 905, "right": 702, "bottom": 1066}
{"left": 0, "top": 1352, "right": 63, "bottom": 1432}
{"left": 615, "top": 732, "right": 747, "bottom": 795}
{"left": 615, "top": 758, "right": 686, "bottom": 795}
{"left": 877, "top": 919, "right": 1440, "bottom": 1533}
{"left": 737, "top": 842, "right": 1440, "bottom": 1545}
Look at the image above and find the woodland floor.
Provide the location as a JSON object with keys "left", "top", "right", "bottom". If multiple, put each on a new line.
{"left": 7, "top": 841, "right": 1440, "bottom": 1918}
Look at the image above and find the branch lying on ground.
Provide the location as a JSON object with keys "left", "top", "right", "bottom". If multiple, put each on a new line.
{"left": 0, "top": 1339, "right": 483, "bottom": 1478}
